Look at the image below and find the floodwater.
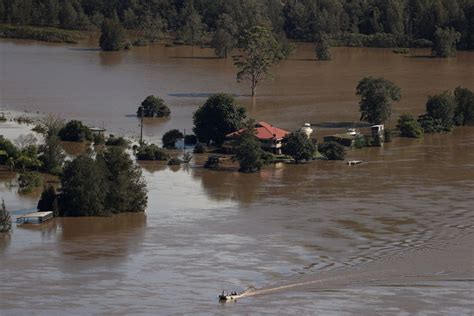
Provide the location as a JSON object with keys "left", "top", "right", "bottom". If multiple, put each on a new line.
{"left": 1, "top": 39, "right": 474, "bottom": 315}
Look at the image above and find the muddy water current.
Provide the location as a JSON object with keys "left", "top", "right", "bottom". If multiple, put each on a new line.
{"left": 1, "top": 39, "right": 474, "bottom": 314}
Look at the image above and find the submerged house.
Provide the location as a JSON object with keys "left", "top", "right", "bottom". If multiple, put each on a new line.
{"left": 225, "top": 121, "right": 289, "bottom": 154}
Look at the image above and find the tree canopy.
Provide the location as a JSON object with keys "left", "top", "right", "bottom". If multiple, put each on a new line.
{"left": 318, "top": 141, "right": 346, "bottom": 160}
{"left": 397, "top": 114, "right": 424, "bottom": 138}
{"left": 137, "top": 95, "right": 170, "bottom": 118}
{"left": 99, "top": 18, "right": 125, "bottom": 51}
{"left": 56, "top": 148, "right": 147, "bottom": 216}
{"left": 234, "top": 26, "right": 284, "bottom": 97}
{"left": 0, "top": 199, "right": 12, "bottom": 233}
{"left": 282, "top": 131, "right": 316, "bottom": 163}
{"left": 233, "top": 121, "right": 273, "bottom": 173}
{"left": 431, "top": 27, "right": 461, "bottom": 57}
{"left": 425, "top": 91, "right": 456, "bottom": 131}
{"left": 193, "top": 93, "right": 246, "bottom": 146}
{"left": 58, "top": 120, "right": 92, "bottom": 142}
{"left": 356, "top": 77, "right": 401, "bottom": 125}
{"left": 453, "top": 87, "right": 474, "bottom": 126}
{"left": 1, "top": 0, "right": 473, "bottom": 50}
{"left": 162, "top": 129, "right": 184, "bottom": 148}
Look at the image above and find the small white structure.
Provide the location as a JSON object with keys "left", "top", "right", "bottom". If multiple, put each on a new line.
{"left": 346, "top": 128, "right": 359, "bottom": 136}
{"left": 16, "top": 211, "right": 53, "bottom": 224}
{"left": 300, "top": 123, "right": 313, "bottom": 138}
{"left": 371, "top": 124, "right": 384, "bottom": 141}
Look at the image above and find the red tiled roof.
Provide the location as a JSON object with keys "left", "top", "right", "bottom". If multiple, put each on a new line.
{"left": 226, "top": 121, "right": 289, "bottom": 140}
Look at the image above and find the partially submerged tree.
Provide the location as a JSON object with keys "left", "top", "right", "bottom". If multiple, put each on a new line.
{"left": 453, "top": 87, "right": 474, "bottom": 126}
{"left": 99, "top": 18, "right": 125, "bottom": 51}
{"left": 397, "top": 114, "right": 424, "bottom": 138}
{"left": 431, "top": 27, "right": 461, "bottom": 58}
{"left": 234, "top": 26, "right": 284, "bottom": 97}
{"left": 58, "top": 120, "right": 92, "bottom": 142}
{"left": 356, "top": 77, "right": 401, "bottom": 125}
{"left": 233, "top": 121, "right": 273, "bottom": 173}
{"left": 137, "top": 95, "right": 170, "bottom": 118}
{"left": 315, "top": 32, "right": 331, "bottom": 61}
{"left": 211, "top": 13, "right": 238, "bottom": 58}
{"left": 0, "top": 199, "right": 12, "bottom": 233}
{"left": 425, "top": 91, "right": 455, "bottom": 131}
{"left": 162, "top": 129, "right": 184, "bottom": 148}
{"left": 135, "top": 143, "right": 169, "bottom": 161}
{"left": 282, "top": 131, "right": 316, "bottom": 163}
{"left": 18, "top": 171, "right": 42, "bottom": 193}
{"left": 318, "top": 142, "right": 346, "bottom": 160}
{"left": 193, "top": 93, "right": 246, "bottom": 146}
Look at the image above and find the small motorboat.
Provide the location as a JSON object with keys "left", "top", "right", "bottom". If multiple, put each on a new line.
{"left": 219, "top": 291, "right": 240, "bottom": 301}
{"left": 347, "top": 160, "right": 363, "bottom": 166}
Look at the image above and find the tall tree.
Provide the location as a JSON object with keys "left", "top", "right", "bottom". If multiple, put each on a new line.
{"left": 193, "top": 93, "right": 246, "bottom": 146}
{"left": 60, "top": 154, "right": 107, "bottom": 216}
{"left": 453, "top": 87, "right": 474, "bottom": 126}
{"left": 425, "top": 91, "right": 455, "bottom": 130}
{"left": 315, "top": 32, "right": 331, "bottom": 61}
{"left": 356, "top": 77, "right": 401, "bottom": 125}
{"left": 432, "top": 27, "right": 461, "bottom": 57}
{"left": 233, "top": 120, "right": 272, "bottom": 173}
{"left": 99, "top": 18, "right": 125, "bottom": 51}
{"left": 282, "top": 131, "right": 316, "bottom": 163}
{"left": 234, "top": 26, "right": 284, "bottom": 97}
{"left": 211, "top": 13, "right": 238, "bottom": 58}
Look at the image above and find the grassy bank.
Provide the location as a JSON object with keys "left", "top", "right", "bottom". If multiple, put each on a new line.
{"left": 0, "top": 24, "right": 85, "bottom": 44}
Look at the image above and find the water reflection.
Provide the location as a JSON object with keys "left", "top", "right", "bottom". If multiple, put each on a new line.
{"left": 99, "top": 51, "right": 123, "bottom": 66}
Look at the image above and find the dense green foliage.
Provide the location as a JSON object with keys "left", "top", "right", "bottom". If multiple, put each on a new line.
{"left": 136, "top": 143, "right": 169, "bottom": 161}
{"left": 105, "top": 135, "right": 128, "bottom": 147}
{"left": 99, "top": 18, "right": 125, "bottom": 51}
{"left": 0, "top": 199, "right": 12, "bottom": 233}
{"left": 235, "top": 26, "right": 284, "bottom": 97}
{"left": 1, "top": 0, "right": 473, "bottom": 50}
{"left": 397, "top": 114, "right": 424, "bottom": 138}
{"left": 58, "top": 148, "right": 147, "bottom": 216}
{"left": 315, "top": 33, "right": 331, "bottom": 61}
{"left": 356, "top": 77, "right": 401, "bottom": 125}
{"left": 162, "top": 129, "right": 183, "bottom": 148}
{"left": 0, "top": 25, "right": 82, "bottom": 43}
{"left": 282, "top": 131, "right": 316, "bottom": 163}
{"left": 184, "top": 134, "right": 197, "bottom": 145}
{"left": 58, "top": 120, "right": 92, "bottom": 142}
{"left": 425, "top": 91, "right": 456, "bottom": 131}
{"left": 233, "top": 124, "right": 273, "bottom": 173}
{"left": 211, "top": 13, "right": 237, "bottom": 58}
{"left": 432, "top": 27, "right": 462, "bottom": 57}
{"left": 0, "top": 136, "right": 18, "bottom": 164}
{"left": 193, "top": 93, "right": 246, "bottom": 146}
{"left": 453, "top": 87, "right": 474, "bottom": 126}
{"left": 137, "top": 95, "right": 170, "bottom": 118}
{"left": 318, "top": 141, "right": 346, "bottom": 160}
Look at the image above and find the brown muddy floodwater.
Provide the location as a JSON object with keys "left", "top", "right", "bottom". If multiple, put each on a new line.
{"left": 1, "top": 40, "right": 474, "bottom": 315}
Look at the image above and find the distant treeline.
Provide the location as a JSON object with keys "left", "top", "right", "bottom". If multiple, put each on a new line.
{"left": 0, "top": 0, "right": 473, "bottom": 49}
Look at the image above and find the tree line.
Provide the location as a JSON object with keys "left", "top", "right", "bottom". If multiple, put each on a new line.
{"left": 1, "top": 0, "right": 473, "bottom": 50}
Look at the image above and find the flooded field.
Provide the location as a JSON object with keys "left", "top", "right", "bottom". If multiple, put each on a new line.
{"left": 1, "top": 39, "right": 474, "bottom": 314}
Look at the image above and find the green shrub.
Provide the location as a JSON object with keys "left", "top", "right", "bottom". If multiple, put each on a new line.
{"left": 137, "top": 95, "right": 170, "bottom": 118}
{"left": 354, "top": 136, "right": 366, "bottom": 149}
{"left": 105, "top": 136, "right": 128, "bottom": 147}
{"left": 93, "top": 133, "right": 105, "bottom": 145}
{"left": 397, "top": 114, "right": 424, "bottom": 138}
{"left": 162, "top": 129, "right": 184, "bottom": 148}
{"left": 167, "top": 157, "right": 183, "bottom": 165}
{"left": 318, "top": 141, "right": 346, "bottom": 160}
{"left": 0, "top": 199, "right": 12, "bottom": 233}
{"left": 393, "top": 47, "right": 409, "bottom": 54}
{"left": 136, "top": 143, "right": 169, "bottom": 161}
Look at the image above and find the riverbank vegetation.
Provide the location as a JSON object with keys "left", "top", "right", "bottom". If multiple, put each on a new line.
{"left": 1, "top": 1, "right": 472, "bottom": 53}
{"left": 0, "top": 24, "right": 83, "bottom": 43}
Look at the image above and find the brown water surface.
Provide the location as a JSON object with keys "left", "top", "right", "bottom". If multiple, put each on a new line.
{"left": 1, "top": 40, "right": 474, "bottom": 315}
